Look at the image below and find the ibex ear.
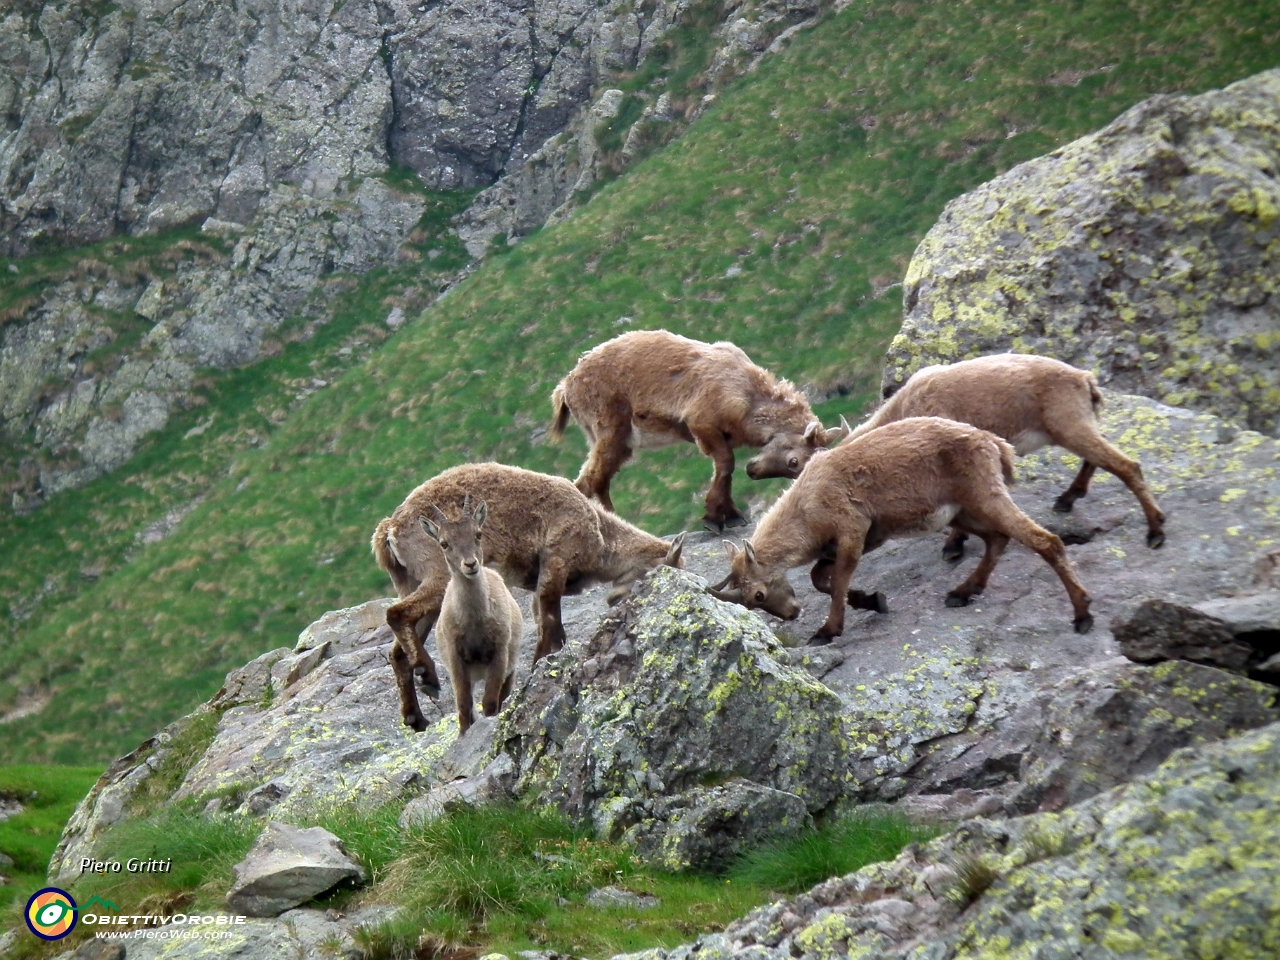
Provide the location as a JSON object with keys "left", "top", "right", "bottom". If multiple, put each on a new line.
{"left": 420, "top": 515, "right": 441, "bottom": 542}
{"left": 665, "top": 532, "right": 686, "bottom": 566}
{"left": 474, "top": 500, "right": 488, "bottom": 529}
{"left": 743, "top": 541, "right": 759, "bottom": 567}
{"left": 722, "top": 540, "right": 740, "bottom": 561}
{"left": 804, "top": 420, "right": 822, "bottom": 444}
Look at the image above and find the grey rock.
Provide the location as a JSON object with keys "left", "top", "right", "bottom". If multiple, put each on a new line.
{"left": 885, "top": 68, "right": 1280, "bottom": 436}
{"left": 226, "top": 822, "right": 365, "bottom": 918}
{"left": 613, "top": 720, "right": 1280, "bottom": 960}
{"left": 1114, "top": 591, "right": 1280, "bottom": 674}
{"left": 210, "top": 648, "right": 292, "bottom": 711}
{"left": 624, "top": 780, "right": 812, "bottom": 872}
{"left": 398, "top": 753, "right": 516, "bottom": 829}
{"left": 499, "top": 567, "right": 852, "bottom": 835}
{"left": 586, "top": 885, "right": 660, "bottom": 909}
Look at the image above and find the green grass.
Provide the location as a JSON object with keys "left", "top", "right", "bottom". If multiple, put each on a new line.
{"left": 352, "top": 803, "right": 931, "bottom": 959}
{"left": 729, "top": 807, "right": 940, "bottom": 894}
{"left": 1, "top": 0, "right": 1279, "bottom": 765}
{"left": 0, "top": 766, "right": 102, "bottom": 912}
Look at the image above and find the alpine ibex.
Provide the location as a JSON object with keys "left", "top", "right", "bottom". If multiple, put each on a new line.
{"left": 421, "top": 498, "right": 522, "bottom": 736}
{"left": 710, "top": 417, "right": 1094, "bottom": 641}
{"left": 372, "top": 463, "right": 685, "bottom": 731}
{"left": 550, "top": 330, "right": 847, "bottom": 531}
{"left": 854, "top": 354, "right": 1165, "bottom": 558}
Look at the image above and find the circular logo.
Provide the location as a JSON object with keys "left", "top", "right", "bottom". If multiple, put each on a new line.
{"left": 25, "top": 887, "right": 78, "bottom": 941}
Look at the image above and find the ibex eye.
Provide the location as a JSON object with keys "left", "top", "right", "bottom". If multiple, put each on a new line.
{"left": 755, "top": 590, "right": 765, "bottom": 603}
{"left": 440, "top": 541, "right": 449, "bottom": 550}
{"left": 788, "top": 457, "right": 798, "bottom": 468}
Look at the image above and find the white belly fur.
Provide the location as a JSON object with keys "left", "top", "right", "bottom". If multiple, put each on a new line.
{"left": 1012, "top": 430, "right": 1052, "bottom": 455}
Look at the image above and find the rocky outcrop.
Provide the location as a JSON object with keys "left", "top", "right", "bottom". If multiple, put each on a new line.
{"left": 884, "top": 68, "right": 1280, "bottom": 436}
{"left": 225, "top": 822, "right": 365, "bottom": 917}
{"left": 616, "top": 718, "right": 1280, "bottom": 960}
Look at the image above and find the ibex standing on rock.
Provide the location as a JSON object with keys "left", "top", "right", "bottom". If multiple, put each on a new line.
{"left": 854, "top": 354, "right": 1165, "bottom": 558}
{"left": 422, "top": 498, "right": 522, "bottom": 736}
{"left": 550, "top": 330, "right": 847, "bottom": 531}
{"left": 710, "top": 417, "right": 1094, "bottom": 642}
{"left": 372, "top": 463, "right": 685, "bottom": 731}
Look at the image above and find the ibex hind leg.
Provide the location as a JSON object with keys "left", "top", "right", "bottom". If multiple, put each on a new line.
{"left": 1049, "top": 421, "right": 1165, "bottom": 548}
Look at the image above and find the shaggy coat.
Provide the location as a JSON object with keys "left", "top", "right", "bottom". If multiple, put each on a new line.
{"left": 551, "top": 330, "right": 845, "bottom": 530}
{"left": 853, "top": 354, "right": 1165, "bottom": 553}
{"left": 422, "top": 501, "right": 523, "bottom": 736}
{"left": 711, "top": 417, "right": 1093, "bottom": 641}
{"left": 372, "top": 463, "right": 684, "bottom": 731}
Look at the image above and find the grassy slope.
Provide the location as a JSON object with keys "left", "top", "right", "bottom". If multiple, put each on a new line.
{"left": 1, "top": 0, "right": 1278, "bottom": 765}
{"left": 0, "top": 766, "right": 101, "bottom": 911}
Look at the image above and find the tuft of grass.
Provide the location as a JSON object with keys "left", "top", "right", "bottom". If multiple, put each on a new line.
{"left": 945, "top": 851, "right": 1002, "bottom": 905}
{"left": 729, "top": 807, "right": 940, "bottom": 894}
{"left": 126, "top": 707, "right": 222, "bottom": 818}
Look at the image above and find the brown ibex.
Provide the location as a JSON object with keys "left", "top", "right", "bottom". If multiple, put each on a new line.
{"left": 710, "top": 417, "right": 1094, "bottom": 641}
{"left": 550, "top": 330, "right": 847, "bottom": 531}
{"left": 372, "top": 463, "right": 685, "bottom": 731}
{"left": 421, "top": 498, "right": 522, "bottom": 736}
{"left": 854, "top": 354, "right": 1165, "bottom": 558}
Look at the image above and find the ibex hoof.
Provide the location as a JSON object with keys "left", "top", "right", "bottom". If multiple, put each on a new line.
{"left": 1073, "top": 614, "right": 1094, "bottom": 634}
{"left": 1147, "top": 530, "right": 1165, "bottom": 549}
{"left": 723, "top": 513, "right": 749, "bottom": 529}
{"left": 420, "top": 681, "right": 441, "bottom": 699}
{"left": 807, "top": 633, "right": 836, "bottom": 646}
{"left": 944, "top": 592, "right": 971, "bottom": 608}
{"left": 702, "top": 517, "right": 725, "bottom": 534}
{"left": 1052, "top": 495, "right": 1076, "bottom": 514}
{"left": 941, "top": 541, "right": 966, "bottom": 563}
{"left": 403, "top": 712, "right": 428, "bottom": 732}
{"left": 848, "top": 590, "right": 889, "bottom": 614}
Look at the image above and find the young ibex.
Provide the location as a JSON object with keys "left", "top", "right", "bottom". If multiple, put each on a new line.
{"left": 854, "top": 354, "right": 1165, "bottom": 558}
{"left": 710, "top": 417, "right": 1094, "bottom": 641}
{"left": 550, "top": 330, "right": 847, "bottom": 531}
{"left": 421, "top": 498, "right": 522, "bottom": 736}
{"left": 372, "top": 463, "right": 685, "bottom": 731}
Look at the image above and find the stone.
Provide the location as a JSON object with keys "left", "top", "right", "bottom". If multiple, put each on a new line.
{"left": 622, "top": 780, "right": 812, "bottom": 872}
{"left": 226, "top": 822, "right": 365, "bottom": 918}
{"left": 585, "top": 886, "right": 660, "bottom": 909}
{"left": 498, "top": 567, "right": 853, "bottom": 835}
{"left": 398, "top": 754, "right": 516, "bottom": 829}
{"left": 1114, "top": 592, "right": 1280, "bottom": 673}
{"left": 884, "top": 68, "right": 1280, "bottom": 436}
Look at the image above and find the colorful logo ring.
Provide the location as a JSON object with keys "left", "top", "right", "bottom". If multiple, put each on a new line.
{"left": 25, "top": 887, "right": 78, "bottom": 941}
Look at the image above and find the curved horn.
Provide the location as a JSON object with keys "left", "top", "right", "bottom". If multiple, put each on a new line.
{"left": 840, "top": 414, "right": 853, "bottom": 434}
{"left": 708, "top": 574, "right": 732, "bottom": 591}
{"left": 664, "top": 532, "right": 686, "bottom": 566}
{"left": 708, "top": 586, "right": 744, "bottom": 604}
{"left": 743, "top": 541, "right": 759, "bottom": 567}
{"left": 461, "top": 492, "right": 471, "bottom": 517}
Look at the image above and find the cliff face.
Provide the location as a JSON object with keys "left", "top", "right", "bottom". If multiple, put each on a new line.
{"left": 0, "top": 0, "right": 677, "bottom": 254}
{"left": 885, "top": 68, "right": 1280, "bottom": 436}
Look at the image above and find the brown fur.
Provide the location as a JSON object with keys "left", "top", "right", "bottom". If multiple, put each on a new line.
{"left": 856, "top": 354, "right": 1165, "bottom": 551}
{"left": 550, "top": 330, "right": 845, "bottom": 530}
{"left": 422, "top": 501, "right": 523, "bottom": 736}
{"left": 372, "top": 463, "right": 684, "bottom": 731}
{"left": 712, "top": 417, "right": 1093, "bottom": 641}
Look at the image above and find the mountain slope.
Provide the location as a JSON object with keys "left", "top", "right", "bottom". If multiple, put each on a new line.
{"left": 2, "top": 0, "right": 1278, "bottom": 764}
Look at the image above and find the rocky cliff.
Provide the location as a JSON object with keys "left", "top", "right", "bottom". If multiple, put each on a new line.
{"left": 884, "top": 68, "right": 1280, "bottom": 436}
{"left": 1, "top": 0, "right": 830, "bottom": 506}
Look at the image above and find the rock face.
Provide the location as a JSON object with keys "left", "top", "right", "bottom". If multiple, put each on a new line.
{"left": 619, "top": 719, "right": 1280, "bottom": 960}
{"left": 225, "top": 822, "right": 365, "bottom": 917}
{"left": 498, "top": 567, "right": 849, "bottom": 867}
{"left": 884, "top": 68, "right": 1280, "bottom": 436}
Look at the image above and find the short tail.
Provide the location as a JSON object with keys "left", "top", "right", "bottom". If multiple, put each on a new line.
{"left": 372, "top": 518, "right": 417, "bottom": 597}
{"left": 1087, "top": 374, "right": 1103, "bottom": 414}
{"left": 996, "top": 437, "right": 1016, "bottom": 486}
{"left": 550, "top": 382, "right": 572, "bottom": 442}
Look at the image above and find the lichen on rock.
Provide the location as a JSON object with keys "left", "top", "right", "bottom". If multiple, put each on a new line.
{"left": 886, "top": 68, "right": 1280, "bottom": 436}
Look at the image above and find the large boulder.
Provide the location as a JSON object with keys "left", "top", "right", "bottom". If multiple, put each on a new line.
{"left": 226, "top": 822, "right": 365, "bottom": 917}
{"left": 883, "top": 68, "right": 1280, "bottom": 436}
{"left": 498, "top": 566, "right": 851, "bottom": 866}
